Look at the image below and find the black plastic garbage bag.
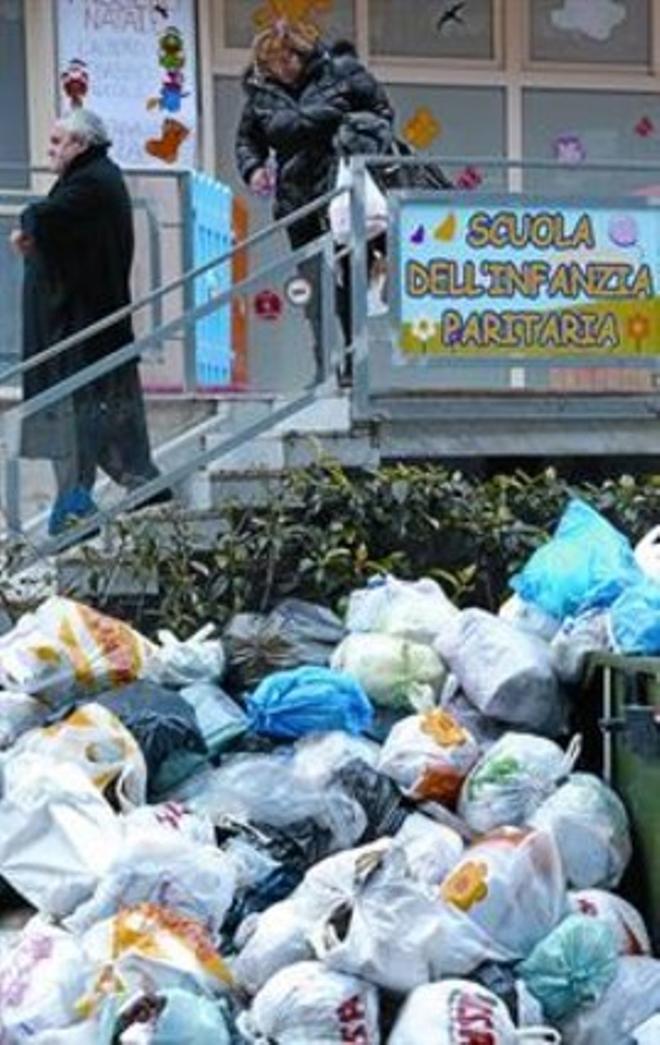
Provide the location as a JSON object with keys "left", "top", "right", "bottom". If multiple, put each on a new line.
{"left": 97, "top": 681, "right": 208, "bottom": 799}
{"left": 216, "top": 815, "right": 336, "bottom": 876}
{"left": 222, "top": 865, "right": 303, "bottom": 944}
{"left": 331, "top": 758, "right": 409, "bottom": 842}
{"left": 223, "top": 601, "right": 345, "bottom": 692}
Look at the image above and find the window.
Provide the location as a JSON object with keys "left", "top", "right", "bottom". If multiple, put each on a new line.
{"left": 370, "top": 0, "right": 495, "bottom": 60}
{"left": 529, "top": 0, "right": 651, "bottom": 66}
{"left": 0, "top": 0, "right": 29, "bottom": 187}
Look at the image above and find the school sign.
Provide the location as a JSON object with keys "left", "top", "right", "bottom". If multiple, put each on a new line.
{"left": 394, "top": 195, "right": 660, "bottom": 358}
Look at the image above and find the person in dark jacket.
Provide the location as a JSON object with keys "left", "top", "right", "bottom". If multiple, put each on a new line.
{"left": 235, "top": 24, "right": 394, "bottom": 384}
{"left": 10, "top": 109, "right": 167, "bottom": 536}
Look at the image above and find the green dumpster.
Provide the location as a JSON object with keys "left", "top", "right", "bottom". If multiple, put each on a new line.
{"left": 588, "top": 652, "right": 660, "bottom": 952}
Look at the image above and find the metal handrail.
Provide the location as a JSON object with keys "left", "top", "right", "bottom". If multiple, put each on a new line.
{"left": 0, "top": 183, "right": 346, "bottom": 386}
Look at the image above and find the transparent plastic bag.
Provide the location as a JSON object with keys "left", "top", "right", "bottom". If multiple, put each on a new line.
{"left": 389, "top": 981, "right": 560, "bottom": 1045}
{"left": 569, "top": 889, "right": 651, "bottom": 956}
{"left": 519, "top": 914, "right": 619, "bottom": 1021}
{"left": 530, "top": 773, "right": 632, "bottom": 889}
{"left": 239, "top": 960, "right": 380, "bottom": 1044}
{"left": 345, "top": 575, "right": 455, "bottom": 637}
{"left": 0, "top": 689, "right": 50, "bottom": 750}
{"left": 185, "top": 753, "right": 367, "bottom": 853}
{"left": 459, "top": 734, "right": 581, "bottom": 834}
{"left": 377, "top": 709, "right": 480, "bottom": 807}
{"left": 331, "top": 633, "right": 446, "bottom": 711}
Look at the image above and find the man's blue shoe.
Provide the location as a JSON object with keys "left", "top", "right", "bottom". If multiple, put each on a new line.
{"left": 48, "top": 487, "right": 98, "bottom": 537}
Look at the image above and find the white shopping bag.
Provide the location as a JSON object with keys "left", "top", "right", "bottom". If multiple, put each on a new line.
{"left": 328, "top": 158, "right": 387, "bottom": 246}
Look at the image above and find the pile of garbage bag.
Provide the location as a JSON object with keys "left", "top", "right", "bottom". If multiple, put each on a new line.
{"left": 0, "top": 501, "right": 659, "bottom": 1043}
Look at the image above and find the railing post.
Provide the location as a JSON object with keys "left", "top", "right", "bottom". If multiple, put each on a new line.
{"left": 180, "top": 170, "right": 197, "bottom": 392}
{"left": 349, "top": 156, "right": 369, "bottom": 417}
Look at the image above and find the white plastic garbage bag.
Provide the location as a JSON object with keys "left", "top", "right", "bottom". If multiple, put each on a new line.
{"left": 569, "top": 889, "right": 652, "bottom": 956}
{"left": 293, "top": 731, "right": 381, "bottom": 783}
{"left": 123, "top": 800, "right": 216, "bottom": 846}
{"left": 0, "top": 689, "right": 50, "bottom": 750}
{"left": 499, "top": 594, "right": 560, "bottom": 642}
{"left": 148, "top": 624, "right": 225, "bottom": 687}
{"left": 530, "top": 773, "right": 632, "bottom": 889}
{"left": 435, "top": 609, "right": 566, "bottom": 737}
{"left": 330, "top": 633, "right": 446, "bottom": 711}
{"left": 634, "top": 1014, "right": 660, "bottom": 1045}
{"left": 0, "top": 596, "right": 155, "bottom": 707}
{"left": 65, "top": 823, "right": 236, "bottom": 941}
{"left": 238, "top": 960, "right": 381, "bottom": 1044}
{"left": 388, "top": 980, "right": 560, "bottom": 1045}
{"left": 458, "top": 733, "right": 581, "bottom": 834}
{"left": 0, "top": 919, "right": 91, "bottom": 1042}
{"left": 559, "top": 957, "right": 660, "bottom": 1045}
{"left": 232, "top": 898, "right": 317, "bottom": 996}
{"left": 377, "top": 709, "right": 480, "bottom": 806}
{"left": 435, "top": 827, "right": 568, "bottom": 973}
{"left": 7, "top": 702, "right": 147, "bottom": 812}
{"left": 392, "top": 813, "right": 463, "bottom": 887}
{"left": 0, "top": 757, "right": 122, "bottom": 918}
{"left": 634, "top": 525, "right": 660, "bottom": 582}
{"left": 550, "top": 610, "right": 612, "bottom": 685}
{"left": 78, "top": 903, "right": 234, "bottom": 1019}
{"left": 310, "top": 844, "right": 461, "bottom": 992}
{"left": 233, "top": 839, "right": 391, "bottom": 995}
{"left": 345, "top": 575, "right": 456, "bottom": 635}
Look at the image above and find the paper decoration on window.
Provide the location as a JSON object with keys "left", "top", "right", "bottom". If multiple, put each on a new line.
{"left": 60, "top": 58, "right": 90, "bottom": 109}
{"left": 635, "top": 116, "right": 655, "bottom": 138}
{"left": 434, "top": 213, "right": 457, "bottom": 241}
{"left": 56, "top": 0, "right": 197, "bottom": 169}
{"left": 252, "top": 0, "right": 333, "bottom": 33}
{"left": 553, "top": 133, "right": 587, "bottom": 165}
{"left": 403, "top": 107, "right": 442, "bottom": 150}
{"left": 456, "top": 165, "right": 483, "bottom": 190}
{"left": 627, "top": 312, "right": 651, "bottom": 351}
{"left": 608, "top": 214, "right": 638, "bottom": 248}
{"left": 410, "top": 224, "right": 426, "bottom": 245}
{"left": 147, "top": 26, "right": 189, "bottom": 115}
{"left": 551, "top": 0, "right": 627, "bottom": 43}
{"left": 436, "top": 1, "right": 466, "bottom": 34}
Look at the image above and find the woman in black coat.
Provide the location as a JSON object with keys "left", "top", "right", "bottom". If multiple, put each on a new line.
{"left": 236, "top": 25, "right": 394, "bottom": 383}
{"left": 12, "top": 109, "right": 163, "bottom": 535}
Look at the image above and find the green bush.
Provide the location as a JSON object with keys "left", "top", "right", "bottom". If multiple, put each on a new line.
{"left": 69, "top": 461, "right": 660, "bottom": 636}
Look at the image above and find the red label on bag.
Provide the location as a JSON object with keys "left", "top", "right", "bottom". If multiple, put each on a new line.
{"left": 337, "top": 994, "right": 371, "bottom": 1043}
{"left": 450, "top": 988, "right": 498, "bottom": 1045}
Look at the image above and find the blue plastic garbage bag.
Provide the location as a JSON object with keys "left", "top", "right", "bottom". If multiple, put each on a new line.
{"left": 519, "top": 913, "right": 619, "bottom": 1022}
{"left": 246, "top": 666, "right": 374, "bottom": 739}
{"left": 610, "top": 578, "right": 660, "bottom": 654}
{"left": 510, "top": 499, "right": 640, "bottom": 622}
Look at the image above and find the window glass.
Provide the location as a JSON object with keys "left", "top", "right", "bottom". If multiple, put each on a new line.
{"left": 370, "top": 0, "right": 494, "bottom": 59}
{"left": 523, "top": 88, "right": 660, "bottom": 194}
{"left": 224, "top": 0, "right": 356, "bottom": 49}
{"left": 529, "top": 0, "right": 650, "bottom": 65}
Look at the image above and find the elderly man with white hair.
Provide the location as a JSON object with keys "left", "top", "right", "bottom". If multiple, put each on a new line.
{"left": 10, "top": 108, "right": 169, "bottom": 536}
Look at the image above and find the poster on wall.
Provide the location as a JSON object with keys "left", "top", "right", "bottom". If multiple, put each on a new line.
{"left": 55, "top": 0, "right": 197, "bottom": 169}
{"left": 394, "top": 194, "right": 660, "bottom": 359}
